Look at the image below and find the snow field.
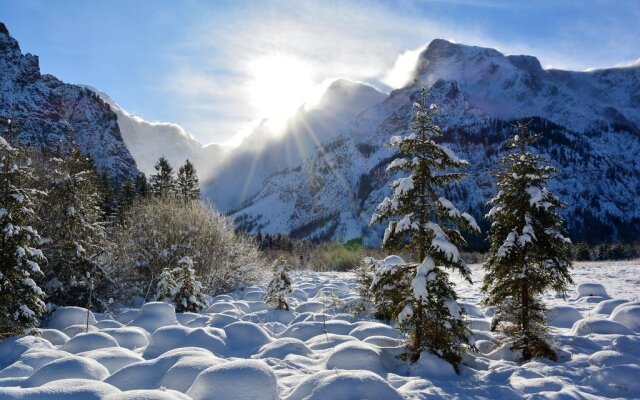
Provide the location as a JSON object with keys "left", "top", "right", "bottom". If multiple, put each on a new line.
{"left": 0, "top": 261, "right": 638, "bottom": 399}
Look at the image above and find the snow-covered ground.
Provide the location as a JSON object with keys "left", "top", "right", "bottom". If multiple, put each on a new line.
{"left": 0, "top": 261, "right": 639, "bottom": 399}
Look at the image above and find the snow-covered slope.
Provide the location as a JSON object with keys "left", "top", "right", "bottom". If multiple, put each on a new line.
{"left": 1, "top": 261, "right": 639, "bottom": 398}
{"left": 0, "top": 23, "right": 138, "bottom": 183}
{"left": 79, "top": 85, "right": 224, "bottom": 181}
{"left": 231, "top": 39, "right": 640, "bottom": 245}
{"left": 202, "top": 79, "right": 386, "bottom": 212}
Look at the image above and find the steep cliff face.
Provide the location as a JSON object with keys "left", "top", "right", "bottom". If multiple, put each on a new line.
{"left": 0, "top": 23, "right": 138, "bottom": 183}
{"left": 231, "top": 39, "right": 640, "bottom": 246}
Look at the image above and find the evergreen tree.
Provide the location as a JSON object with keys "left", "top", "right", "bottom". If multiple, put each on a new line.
{"left": 369, "top": 92, "right": 480, "bottom": 368}
{"left": 0, "top": 120, "right": 46, "bottom": 338}
{"left": 150, "top": 156, "right": 175, "bottom": 197}
{"left": 134, "top": 173, "right": 149, "bottom": 198}
{"left": 171, "top": 257, "right": 206, "bottom": 312}
{"left": 265, "top": 259, "right": 292, "bottom": 311}
{"left": 482, "top": 122, "right": 573, "bottom": 362}
{"left": 156, "top": 267, "right": 177, "bottom": 303}
{"left": 176, "top": 159, "right": 200, "bottom": 201}
{"left": 38, "top": 149, "right": 108, "bottom": 310}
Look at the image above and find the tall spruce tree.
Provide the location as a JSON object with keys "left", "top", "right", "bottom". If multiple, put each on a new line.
{"left": 369, "top": 91, "right": 480, "bottom": 369}
{"left": 176, "top": 159, "right": 200, "bottom": 201}
{"left": 135, "top": 172, "right": 149, "bottom": 198}
{"left": 38, "top": 149, "right": 108, "bottom": 310}
{"left": 150, "top": 156, "right": 175, "bottom": 197}
{"left": 0, "top": 120, "right": 46, "bottom": 338}
{"left": 482, "top": 122, "right": 572, "bottom": 362}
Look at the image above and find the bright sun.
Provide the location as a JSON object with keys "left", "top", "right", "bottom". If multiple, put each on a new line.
{"left": 248, "top": 55, "right": 318, "bottom": 129}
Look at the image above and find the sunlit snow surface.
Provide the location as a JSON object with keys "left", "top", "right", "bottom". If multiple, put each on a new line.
{"left": 0, "top": 261, "right": 639, "bottom": 399}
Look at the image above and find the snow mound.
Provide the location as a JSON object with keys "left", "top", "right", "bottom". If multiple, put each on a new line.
{"left": 570, "top": 318, "right": 633, "bottom": 336}
{"left": 223, "top": 322, "right": 272, "bottom": 356}
{"left": 106, "top": 348, "right": 220, "bottom": 391}
{"left": 105, "top": 389, "right": 191, "bottom": 400}
{"left": 280, "top": 321, "right": 329, "bottom": 341}
{"left": 254, "top": 338, "right": 313, "bottom": 359}
{"left": 589, "top": 364, "right": 640, "bottom": 395}
{"left": 97, "top": 319, "right": 125, "bottom": 329}
{"left": 610, "top": 335, "right": 640, "bottom": 358}
{"left": 63, "top": 324, "right": 100, "bottom": 337}
{"left": 0, "top": 348, "right": 70, "bottom": 378}
{"left": 610, "top": 305, "right": 640, "bottom": 332}
{"left": 116, "top": 309, "right": 140, "bottom": 324}
{"left": 40, "top": 329, "right": 70, "bottom": 345}
{"left": 591, "top": 298, "right": 628, "bottom": 315}
{"left": 61, "top": 332, "right": 120, "bottom": 354}
{"left": 25, "top": 355, "right": 110, "bottom": 387}
{"left": 410, "top": 351, "right": 456, "bottom": 377}
{"left": 47, "top": 306, "right": 97, "bottom": 330}
{"left": 128, "top": 302, "right": 179, "bottom": 333}
{"left": 349, "top": 322, "right": 402, "bottom": 340}
{"left": 305, "top": 333, "right": 358, "bottom": 350}
{"left": 587, "top": 349, "right": 640, "bottom": 367}
{"left": 0, "top": 378, "right": 120, "bottom": 399}
{"left": 0, "top": 336, "right": 54, "bottom": 370}
{"left": 285, "top": 370, "right": 403, "bottom": 400}
{"left": 575, "top": 283, "right": 608, "bottom": 298}
{"left": 102, "top": 327, "right": 150, "bottom": 350}
{"left": 143, "top": 326, "right": 225, "bottom": 359}
{"left": 325, "top": 342, "right": 385, "bottom": 374}
{"left": 206, "top": 302, "right": 237, "bottom": 313}
{"left": 79, "top": 347, "right": 144, "bottom": 374}
{"left": 546, "top": 306, "right": 583, "bottom": 328}
{"left": 187, "top": 359, "right": 279, "bottom": 400}
{"left": 295, "top": 301, "right": 324, "bottom": 313}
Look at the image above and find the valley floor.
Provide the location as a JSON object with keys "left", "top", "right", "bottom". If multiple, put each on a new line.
{"left": 0, "top": 261, "right": 639, "bottom": 399}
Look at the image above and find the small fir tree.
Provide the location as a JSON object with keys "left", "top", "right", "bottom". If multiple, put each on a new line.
{"left": 171, "top": 257, "right": 207, "bottom": 312}
{"left": 176, "top": 159, "right": 200, "bottom": 201}
{"left": 482, "top": 122, "right": 573, "bottom": 362}
{"left": 0, "top": 120, "right": 46, "bottom": 338}
{"left": 369, "top": 92, "right": 480, "bottom": 369}
{"left": 150, "top": 156, "right": 175, "bottom": 197}
{"left": 156, "top": 267, "right": 177, "bottom": 303}
{"left": 265, "top": 259, "right": 292, "bottom": 311}
{"left": 134, "top": 173, "right": 149, "bottom": 198}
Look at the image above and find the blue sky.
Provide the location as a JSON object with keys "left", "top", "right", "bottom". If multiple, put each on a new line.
{"left": 2, "top": 0, "right": 639, "bottom": 145}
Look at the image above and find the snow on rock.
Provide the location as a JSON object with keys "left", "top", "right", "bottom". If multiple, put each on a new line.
{"left": 24, "top": 355, "right": 110, "bottom": 387}
{"left": 47, "top": 306, "right": 97, "bottom": 331}
{"left": 187, "top": 359, "right": 279, "bottom": 400}
{"left": 61, "top": 332, "right": 120, "bottom": 354}
{"left": 570, "top": 318, "right": 633, "bottom": 336}
{"left": 285, "top": 370, "right": 404, "bottom": 400}
{"left": 546, "top": 306, "right": 583, "bottom": 328}
{"left": 610, "top": 305, "right": 640, "bottom": 332}
{"left": 128, "top": 302, "right": 179, "bottom": 333}
{"left": 575, "top": 283, "right": 609, "bottom": 299}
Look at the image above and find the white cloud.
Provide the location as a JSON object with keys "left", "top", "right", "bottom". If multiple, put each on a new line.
{"left": 381, "top": 45, "right": 427, "bottom": 89}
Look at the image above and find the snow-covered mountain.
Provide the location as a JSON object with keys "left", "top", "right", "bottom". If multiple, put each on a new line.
{"left": 0, "top": 23, "right": 138, "bottom": 183}
{"left": 231, "top": 39, "right": 640, "bottom": 246}
{"left": 83, "top": 86, "right": 224, "bottom": 179}
{"left": 202, "top": 79, "right": 386, "bottom": 212}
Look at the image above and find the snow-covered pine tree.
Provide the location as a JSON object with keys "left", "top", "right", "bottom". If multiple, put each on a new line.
{"left": 0, "top": 119, "right": 46, "bottom": 338}
{"left": 265, "top": 259, "right": 292, "bottom": 311}
{"left": 176, "top": 159, "right": 200, "bottom": 201}
{"left": 482, "top": 121, "right": 573, "bottom": 362}
{"left": 171, "top": 257, "right": 206, "bottom": 312}
{"left": 156, "top": 267, "right": 177, "bottom": 303}
{"left": 150, "top": 156, "right": 175, "bottom": 197}
{"left": 369, "top": 91, "right": 480, "bottom": 368}
{"left": 38, "top": 149, "right": 108, "bottom": 310}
